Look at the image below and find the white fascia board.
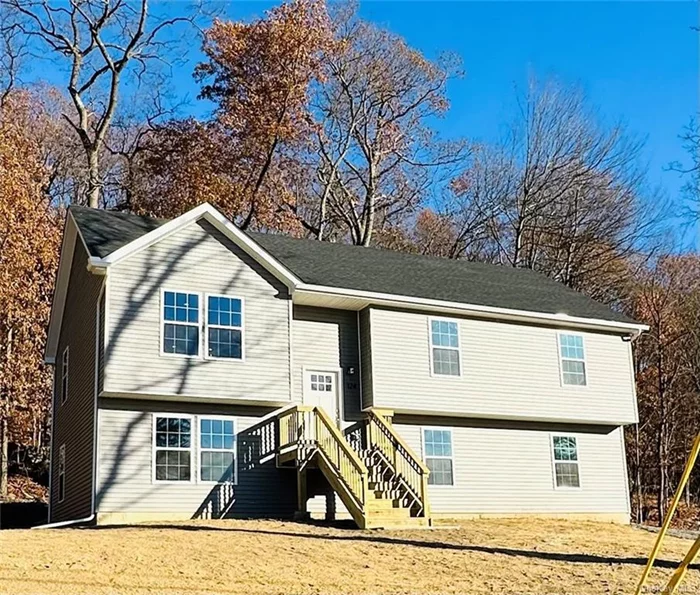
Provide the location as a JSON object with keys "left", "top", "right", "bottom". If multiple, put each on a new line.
{"left": 294, "top": 283, "right": 649, "bottom": 336}
{"left": 45, "top": 212, "right": 84, "bottom": 364}
{"left": 87, "top": 203, "right": 302, "bottom": 289}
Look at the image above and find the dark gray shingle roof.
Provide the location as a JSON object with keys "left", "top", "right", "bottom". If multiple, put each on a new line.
{"left": 69, "top": 205, "right": 636, "bottom": 325}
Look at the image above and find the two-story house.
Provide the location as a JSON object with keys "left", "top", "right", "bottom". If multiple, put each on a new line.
{"left": 45, "top": 203, "right": 646, "bottom": 528}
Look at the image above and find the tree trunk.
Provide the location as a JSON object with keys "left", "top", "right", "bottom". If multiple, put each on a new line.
{"left": 87, "top": 148, "right": 100, "bottom": 208}
{"left": 0, "top": 414, "right": 8, "bottom": 499}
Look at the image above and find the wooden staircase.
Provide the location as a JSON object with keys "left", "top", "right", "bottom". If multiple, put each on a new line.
{"left": 276, "top": 405, "right": 431, "bottom": 529}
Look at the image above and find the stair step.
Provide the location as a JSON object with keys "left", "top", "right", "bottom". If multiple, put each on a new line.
{"left": 366, "top": 505, "right": 411, "bottom": 518}
{"left": 364, "top": 516, "right": 431, "bottom": 529}
{"left": 373, "top": 490, "right": 402, "bottom": 500}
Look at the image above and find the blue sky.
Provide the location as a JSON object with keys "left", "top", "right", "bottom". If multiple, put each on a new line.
{"left": 176, "top": 1, "right": 697, "bottom": 243}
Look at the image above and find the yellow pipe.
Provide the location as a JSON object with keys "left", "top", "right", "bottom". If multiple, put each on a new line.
{"left": 635, "top": 434, "right": 700, "bottom": 595}
{"left": 663, "top": 534, "right": 700, "bottom": 594}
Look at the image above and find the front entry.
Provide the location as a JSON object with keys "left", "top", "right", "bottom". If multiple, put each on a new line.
{"left": 303, "top": 370, "right": 341, "bottom": 425}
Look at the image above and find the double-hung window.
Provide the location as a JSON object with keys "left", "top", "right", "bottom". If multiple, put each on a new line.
{"left": 206, "top": 296, "right": 243, "bottom": 360}
{"left": 162, "top": 291, "right": 200, "bottom": 356}
{"left": 559, "top": 334, "right": 586, "bottom": 386}
{"left": 199, "top": 418, "right": 236, "bottom": 483}
{"left": 58, "top": 444, "right": 66, "bottom": 502}
{"left": 61, "top": 347, "right": 69, "bottom": 405}
{"left": 430, "top": 319, "right": 461, "bottom": 376}
{"left": 423, "top": 428, "right": 454, "bottom": 486}
{"left": 153, "top": 415, "right": 193, "bottom": 482}
{"left": 552, "top": 435, "right": 580, "bottom": 488}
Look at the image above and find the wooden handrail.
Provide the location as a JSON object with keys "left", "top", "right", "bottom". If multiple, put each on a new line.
{"left": 276, "top": 404, "right": 368, "bottom": 513}
{"left": 369, "top": 409, "right": 430, "bottom": 475}
{"left": 314, "top": 406, "right": 368, "bottom": 473}
{"left": 366, "top": 409, "right": 431, "bottom": 518}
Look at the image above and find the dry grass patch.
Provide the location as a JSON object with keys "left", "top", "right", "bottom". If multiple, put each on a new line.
{"left": 1, "top": 518, "right": 699, "bottom": 594}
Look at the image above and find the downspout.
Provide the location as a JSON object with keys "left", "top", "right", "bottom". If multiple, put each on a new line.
{"left": 32, "top": 514, "right": 95, "bottom": 530}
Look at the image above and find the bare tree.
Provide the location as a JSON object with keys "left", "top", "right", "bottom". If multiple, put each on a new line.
{"left": 447, "top": 78, "right": 665, "bottom": 301}
{"left": 1, "top": 0, "right": 203, "bottom": 207}
{"left": 303, "top": 5, "right": 468, "bottom": 246}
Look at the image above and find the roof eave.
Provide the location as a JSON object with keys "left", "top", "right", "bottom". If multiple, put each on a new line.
{"left": 293, "top": 284, "right": 649, "bottom": 336}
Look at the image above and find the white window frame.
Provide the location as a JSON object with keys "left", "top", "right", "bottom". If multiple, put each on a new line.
{"left": 152, "top": 413, "right": 195, "bottom": 484}
{"left": 550, "top": 434, "right": 582, "bottom": 490}
{"left": 197, "top": 415, "right": 238, "bottom": 485}
{"left": 421, "top": 427, "right": 456, "bottom": 487}
{"left": 159, "top": 289, "right": 202, "bottom": 359}
{"left": 58, "top": 444, "right": 66, "bottom": 502}
{"left": 61, "top": 346, "right": 69, "bottom": 405}
{"left": 557, "top": 332, "right": 587, "bottom": 387}
{"left": 204, "top": 293, "right": 246, "bottom": 362}
{"left": 428, "top": 317, "right": 462, "bottom": 378}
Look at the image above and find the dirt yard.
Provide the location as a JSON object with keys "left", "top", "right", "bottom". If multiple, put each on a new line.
{"left": 1, "top": 518, "right": 699, "bottom": 594}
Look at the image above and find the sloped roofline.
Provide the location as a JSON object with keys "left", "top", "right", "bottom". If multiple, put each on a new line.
{"left": 45, "top": 203, "right": 648, "bottom": 363}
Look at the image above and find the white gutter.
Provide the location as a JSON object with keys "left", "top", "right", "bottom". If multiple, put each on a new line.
{"left": 294, "top": 284, "right": 649, "bottom": 336}
{"left": 32, "top": 513, "right": 95, "bottom": 530}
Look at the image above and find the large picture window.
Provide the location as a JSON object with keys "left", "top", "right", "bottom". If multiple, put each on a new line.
{"left": 559, "top": 334, "right": 587, "bottom": 386}
{"left": 153, "top": 415, "right": 193, "bottom": 482}
{"left": 423, "top": 428, "right": 454, "bottom": 486}
{"left": 162, "top": 291, "right": 199, "bottom": 356}
{"left": 430, "top": 319, "right": 461, "bottom": 377}
{"left": 552, "top": 435, "right": 581, "bottom": 488}
{"left": 206, "top": 296, "right": 243, "bottom": 360}
{"left": 199, "top": 418, "right": 236, "bottom": 483}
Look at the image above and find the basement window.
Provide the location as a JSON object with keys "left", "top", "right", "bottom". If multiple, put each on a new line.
{"left": 559, "top": 333, "right": 587, "bottom": 386}
{"left": 58, "top": 444, "right": 66, "bottom": 502}
{"left": 199, "top": 417, "right": 236, "bottom": 484}
{"left": 423, "top": 428, "right": 454, "bottom": 486}
{"left": 162, "top": 291, "right": 200, "bottom": 357}
{"left": 429, "top": 318, "right": 461, "bottom": 377}
{"left": 552, "top": 435, "right": 581, "bottom": 488}
{"left": 153, "top": 415, "right": 193, "bottom": 482}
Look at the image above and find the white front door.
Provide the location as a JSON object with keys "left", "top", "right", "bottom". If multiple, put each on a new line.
{"left": 303, "top": 370, "right": 340, "bottom": 424}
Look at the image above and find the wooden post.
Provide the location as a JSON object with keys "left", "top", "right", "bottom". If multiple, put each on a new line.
{"left": 294, "top": 468, "right": 308, "bottom": 521}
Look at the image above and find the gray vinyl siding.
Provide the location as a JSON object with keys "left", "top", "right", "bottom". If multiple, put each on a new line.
{"left": 50, "top": 239, "right": 102, "bottom": 522}
{"left": 394, "top": 419, "right": 630, "bottom": 516}
{"left": 291, "top": 306, "right": 362, "bottom": 421}
{"left": 367, "top": 308, "right": 637, "bottom": 425}
{"left": 359, "top": 308, "right": 373, "bottom": 411}
{"left": 96, "top": 399, "right": 297, "bottom": 518}
{"left": 104, "top": 220, "right": 291, "bottom": 402}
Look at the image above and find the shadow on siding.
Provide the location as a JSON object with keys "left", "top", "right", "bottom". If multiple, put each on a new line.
{"left": 192, "top": 413, "right": 296, "bottom": 519}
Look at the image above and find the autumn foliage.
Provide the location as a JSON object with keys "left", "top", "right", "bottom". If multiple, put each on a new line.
{"left": 0, "top": 92, "right": 61, "bottom": 496}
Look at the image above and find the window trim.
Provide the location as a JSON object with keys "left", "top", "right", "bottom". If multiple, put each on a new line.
{"left": 421, "top": 426, "right": 456, "bottom": 487}
{"left": 557, "top": 332, "right": 588, "bottom": 388}
{"left": 61, "top": 346, "right": 69, "bottom": 405}
{"left": 428, "top": 317, "right": 463, "bottom": 379}
{"left": 197, "top": 415, "right": 238, "bottom": 485}
{"left": 203, "top": 293, "right": 246, "bottom": 362}
{"left": 58, "top": 444, "right": 66, "bottom": 502}
{"left": 550, "top": 434, "right": 582, "bottom": 490}
{"left": 151, "top": 413, "right": 195, "bottom": 484}
{"left": 159, "top": 289, "right": 203, "bottom": 360}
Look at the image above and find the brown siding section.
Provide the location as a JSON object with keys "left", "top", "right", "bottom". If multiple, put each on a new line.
{"left": 50, "top": 239, "right": 103, "bottom": 522}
